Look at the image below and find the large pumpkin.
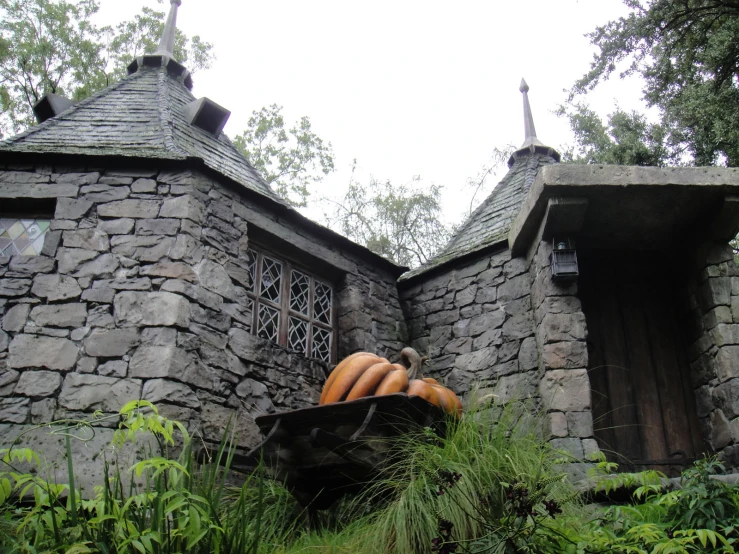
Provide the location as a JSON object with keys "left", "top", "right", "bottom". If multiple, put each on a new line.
{"left": 319, "top": 348, "right": 462, "bottom": 417}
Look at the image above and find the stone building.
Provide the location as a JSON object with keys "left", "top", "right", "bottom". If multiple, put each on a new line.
{"left": 400, "top": 82, "right": 739, "bottom": 475}
{"left": 1, "top": 1, "right": 738, "bottom": 487}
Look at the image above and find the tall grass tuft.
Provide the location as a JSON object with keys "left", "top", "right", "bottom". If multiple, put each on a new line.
{"left": 0, "top": 400, "right": 304, "bottom": 554}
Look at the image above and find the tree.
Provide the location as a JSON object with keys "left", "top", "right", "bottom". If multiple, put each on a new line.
{"left": 0, "top": 0, "right": 213, "bottom": 137}
{"left": 464, "top": 145, "right": 515, "bottom": 217}
{"left": 557, "top": 102, "right": 673, "bottom": 166}
{"left": 323, "top": 164, "right": 453, "bottom": 268}
{"left": 568, "top": 0, "right": 739, "bottom": 167}
{"left": 233, "top": 104, "right": 335, "bottom": 208}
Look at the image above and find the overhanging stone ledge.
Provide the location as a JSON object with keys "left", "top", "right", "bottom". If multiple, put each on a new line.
{"left": 509, "top": 165, "right": 739, "bottom": 256}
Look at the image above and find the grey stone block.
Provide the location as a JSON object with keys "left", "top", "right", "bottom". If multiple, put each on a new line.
{"left": 8, "top": 255, "right": 55, "bottom": 275}
{"left": 200, "top": 401, "right": 260, "bottom": 447}
{"left": 99, "top": 218, "right": 135, "bottom": 235}
{"left": 81, "top": 287, "right": 115, "bottom": 303}
{"left": 2, "top": 304, "right": 30, "bottom": 332}
{"left": 469, "top": 310, "right": 506, "bottom": 337}
{"left": 540, "top": 369, "right": 591, "bottom": 412}
{"left": 550, "top": 437, "right": 585, "bottom": 459}
{"left": 83, "top": 329, "right": 140, "bottom": 357}
{"left": 73, "top": 254, "right": 119, "bottom": 278}
{"left": 143, "top": 379, "right": 200, "bottom": 408}
{"left": 454, "top": 347, "right": 499, "bottom": 373}
{"left": 52, "top": 172, "right": 99, "bottom": 185}
{"left": 30, "top": 303, "right": 87, "bottom": 328}
{"left": 130, "top": 345, "right": 218, "bottom": 391}
{"left": 566, "top": 411, "right": 594, "bottom": 438}
{"left": 161, "top": 279, "right": 222, "bottom": 311}
{"left": 713, "top": 379, "right": 739, "bottom": 419}
{"left": 40, "top": 230, "right": 62, "bottom": 257}
{"left": 159, "top": 195, "right": 205, "bottom": 224}
{"left": 98, "top": 199, "right": 161, "bottom": 219}
{"left": 502, "top": 312, "right": 534, "bottom": 340}
{"left": 538, "top": 313, "right": 587, "bottom": 343}
{"left": 14, "top": 370, "right": 62, "bottom": 397}
{"left": 55, "top": 198, "right": 93, "bottom": 220}
{"left": 135, "top": 219, "right": 180, "bottom": 236}
{"left": 80, "top": 185, "right": 131, "bottom": 204}
{"left": 0, "top": 278, "right": 31, "bottom": 297}
{"left": 699, "top": 277, "right": 731, "bottom": 309}
{"left": 58, "top": 373, "right": 141, "bottom": 412}
{"left": 131, "top": 178, "right": 157, "bottom": 193}
{"left": 716, "top": 346, "right": 739, "bottom": 382}
{"left": 9, "top": 335, "right": 78, "bottom": 370}
{"left": 195, "top": 260, "right": 237, "bottom": 299}
{"left": 56, "top": 247, "right": 98, "bottom": 274}
{"left": 518, "top": 337, "right": 539, "bottom": 370}
{"left": 236, "top": 378, "right": 275, "bottom": 413}
{"left": 548, "top": 411, "right": 568, "bottom": 438}
{"left": 0, "top": 368, "right": 18, "bottom": 396}
{"left": 114, "top": 291, "right": 190, "bottom": 327}
{"left": 98, "top": 360, "right": 127, "bottom": 377}
{"left": 0, "top": 397, "right": 30, "bottom": 423}
{"left": 110, "top": 235, "right": 175, "bottom": 262}
{"left": 712, "top": 324, "right": 739, "bottom": 347}
{"left": 62, "top": 229, "right": 110, "bottom": 251}
{"left": 497, "top": 273, "right": 530, "bottom": 303}
{"left": 541, "top": 341, "right": 588, "bottom": 370}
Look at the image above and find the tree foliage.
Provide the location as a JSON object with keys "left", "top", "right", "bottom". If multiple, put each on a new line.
{"left": 558, "top": 102, "right": 673, "bottom": 166}
{"left": 325, "top": 165, "right": 452, "bottom": 268}
{"left": 0, "top": 0, "right": 214, "bottom": 137}
{"left": 233, "top": 104, "right": 335, "bottom": 208}
{"left": 568, "top": 0, "right": 739, "bottom": 167}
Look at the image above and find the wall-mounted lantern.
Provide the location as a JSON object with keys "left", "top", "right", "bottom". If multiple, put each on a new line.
{"left": 551, "top": 237, "right": 579, "bottom": 281}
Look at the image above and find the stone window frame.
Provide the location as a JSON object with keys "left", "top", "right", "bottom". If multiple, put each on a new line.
{"left": 244, "top": 245, "right": 337, "bottom": 363}
{"left": 0, "top": 198, "right": 56, "bottom": 257}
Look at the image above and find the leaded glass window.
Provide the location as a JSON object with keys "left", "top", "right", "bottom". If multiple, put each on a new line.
{"left": 244, "top": 247, "right": 335, "bottom": 363}
{"left": 0, "top": 219, "right": 50, "bottom": 256}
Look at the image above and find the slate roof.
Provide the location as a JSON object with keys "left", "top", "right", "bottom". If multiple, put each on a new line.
{"left": 400, "top": 147, "right": 559, "bottom": 282}
{"left": 0, "top": 62, "right": 283, "bottom": 204}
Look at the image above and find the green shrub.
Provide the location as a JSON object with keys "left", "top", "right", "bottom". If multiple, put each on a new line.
{"left": 0, "top": 400, "right": 303, "bottom": 554}
{"left": 3, "top": 397, "right": 739, "bottom": 554}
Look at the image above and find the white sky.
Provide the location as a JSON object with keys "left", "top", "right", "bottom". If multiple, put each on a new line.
{"left": 95, "top": 0, "right": 647, "bottom": 225}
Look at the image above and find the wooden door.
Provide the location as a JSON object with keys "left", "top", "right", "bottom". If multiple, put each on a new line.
{"left": 579, "top": 251, "right": 704, "bottom": 476}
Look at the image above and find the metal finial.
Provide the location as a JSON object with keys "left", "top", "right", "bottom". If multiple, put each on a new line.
{"left": 155, "top": 0, "right": 182, "bottom": 58}
{"left": 519, "top": 77, "right": 543, "bottom": 149}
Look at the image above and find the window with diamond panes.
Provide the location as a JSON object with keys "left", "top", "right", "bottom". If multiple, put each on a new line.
{"left": 0, "top": 218, "right": 51, "bottom": 256}
{"left": 244, "top": 248, "right": 334, "bottom": 363}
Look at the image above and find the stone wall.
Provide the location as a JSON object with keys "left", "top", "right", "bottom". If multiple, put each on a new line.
{"left": 683, "top": 243, "right": 739, "bottom": 468}
{"left": 0, "top": 163, "right": 406, "bottom": 488}
{"left": 399, "top": 247, "right": 540, "bottom": 403}
{"left": 529, "top": 240, "right": 596, "bottom": 461}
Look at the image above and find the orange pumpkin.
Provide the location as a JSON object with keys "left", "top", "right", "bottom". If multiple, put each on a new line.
{"left": 319, "top": 348, "right": 463, "bottom": 417}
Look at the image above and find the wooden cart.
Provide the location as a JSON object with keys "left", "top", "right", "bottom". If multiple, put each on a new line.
{"left": 228, "top": 393, "right": 446, "bottom": 509}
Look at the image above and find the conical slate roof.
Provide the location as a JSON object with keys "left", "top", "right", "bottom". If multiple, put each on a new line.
{"left": 0, "top": 61, "right": 281, "bottom": 203}
{"left": 400, "top": 80, "right": 560, "bottom": 281}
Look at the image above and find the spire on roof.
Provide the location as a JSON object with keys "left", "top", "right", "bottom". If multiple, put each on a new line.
{"left": 507, "top": 78, "right": 560, "bottom": 167}
{"left": 155, "top": 0, "right": 182, "bottom": 58}
{"left": 518, "top": 78, "right": 544, "bottom": 149}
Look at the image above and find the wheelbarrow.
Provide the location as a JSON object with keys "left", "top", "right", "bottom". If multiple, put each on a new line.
{"left": 227, "top": 393, "right": 447, "bottom": 509}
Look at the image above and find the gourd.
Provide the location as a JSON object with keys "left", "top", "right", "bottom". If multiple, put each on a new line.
{"left": 319, "top": 347, "right": 462, "bottom": 417}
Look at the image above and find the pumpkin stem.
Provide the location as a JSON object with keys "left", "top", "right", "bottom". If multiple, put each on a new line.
{"left": 400, "top": 347, "right": 424, "bottom": 380}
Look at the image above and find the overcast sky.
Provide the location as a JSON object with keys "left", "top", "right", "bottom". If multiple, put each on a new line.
{"left": 96, "top": 0, "right": 646, "bottom": 224}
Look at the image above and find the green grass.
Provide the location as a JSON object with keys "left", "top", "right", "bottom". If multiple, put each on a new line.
{"left": 3, "top": 397, "right": 738, "bottom": 554}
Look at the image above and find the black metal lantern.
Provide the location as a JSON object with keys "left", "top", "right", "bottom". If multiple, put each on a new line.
{"left": 551, "top": 237, "right": 579, "bottom": 281}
